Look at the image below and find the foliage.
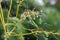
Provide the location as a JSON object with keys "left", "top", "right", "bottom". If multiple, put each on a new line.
{"left": 0, "top": 0, "right": 60, "bottom": 40}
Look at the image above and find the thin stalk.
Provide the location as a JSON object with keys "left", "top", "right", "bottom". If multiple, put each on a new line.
{"left": 16, "top": 4, "right": 20, "bottom": 17}
{"left": 0, "top": 4, "right": 7, "bottom": 40}
{"left": 7, "top": 0, "right": 12, "bottom": 22}
{"left": 16, "top": 0, "right": 24, "bottom": 17}
{"left": 9, "top": 31, "right": 60, "bottom": 37}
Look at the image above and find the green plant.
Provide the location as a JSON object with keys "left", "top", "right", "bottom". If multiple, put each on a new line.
{"left": 0, "top": 0, "right": 60, "bottom": 40}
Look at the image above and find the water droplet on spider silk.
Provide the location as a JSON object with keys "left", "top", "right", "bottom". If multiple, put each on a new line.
{"left": 39, "top": 18, "right": 42, "bottom": 24}
{"left": 37, "top": 16, "right": 38, "bottom": 18}
{"left": 40, "top": 10, "right": 43, "bottom": 13}
{"left": 33, "top": 17, "right": 35, "bottom": 20}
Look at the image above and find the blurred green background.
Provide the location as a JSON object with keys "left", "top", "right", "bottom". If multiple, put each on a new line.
{"left": 0, "top": 0, "right": 60, "bottom": 40}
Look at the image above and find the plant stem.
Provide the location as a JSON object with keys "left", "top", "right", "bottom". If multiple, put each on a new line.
{"left": 0, "top": 4, "right": 7, "bottom": 40}
{"left": 7, "top": 0, "right": 12, "bottom": 22}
